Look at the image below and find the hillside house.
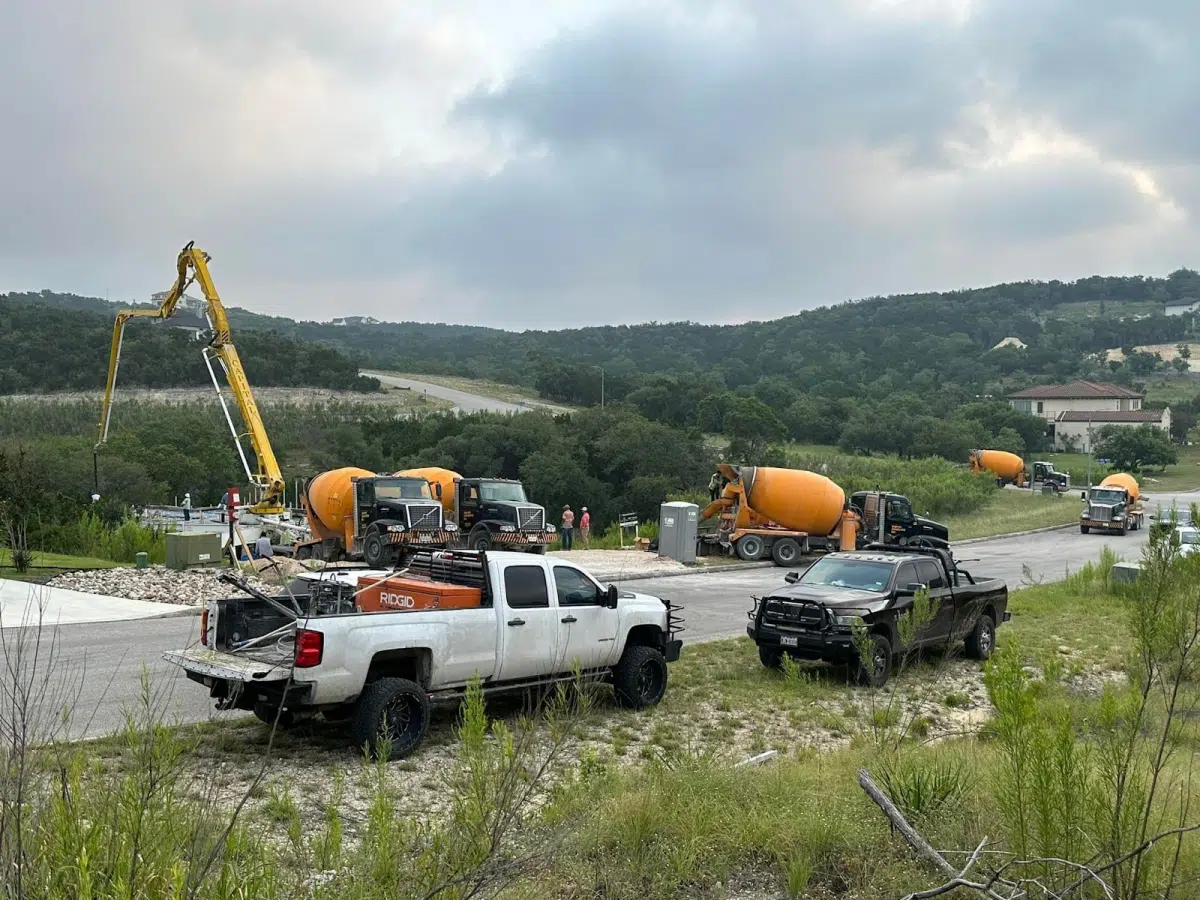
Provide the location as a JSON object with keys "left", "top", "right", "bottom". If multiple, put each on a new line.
{"left": 1008, "top": 380, "right": 1170, "bottom": 452}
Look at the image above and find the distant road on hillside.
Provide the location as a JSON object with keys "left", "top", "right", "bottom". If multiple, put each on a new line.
{"left": 365, "top": 372, "right": 571, "bottom": 415}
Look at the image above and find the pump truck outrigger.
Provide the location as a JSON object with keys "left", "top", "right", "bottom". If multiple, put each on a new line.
{"left": 94, "top": 242, "right": 285, "bottom": 515}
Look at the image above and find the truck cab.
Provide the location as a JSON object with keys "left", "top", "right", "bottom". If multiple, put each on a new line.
{"left": 1080, "top": 485, "right": 1143, "bottom": 535}
{"left": 1031, "top": 461, "right": 1070, "bottom": 491}
{"left": 355, "top": 475, "right": 454, "bottom": 566}
{"left": 850, "top": 491, "right": 949, "bottom": 549}
{"left": 452, "top": 477, "right": 555, "bottom": 553}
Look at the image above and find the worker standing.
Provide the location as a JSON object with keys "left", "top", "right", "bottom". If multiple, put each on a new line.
{"left": 560, "top": 505, "right": 575, "bottom": 551}
{"left": 580, "top": 507, "right": 591, "bottom": 549}
{"left": 708, "top": 472, "right": 721, "bottom": 502}
{"left": 254, "top": 533, "right": 274, "bottom": 560}
{"left": 182, "top": 492, "right": 192, "bottom": 522}
{"left": 220, "top": 490, "right": 230, "bottom": 524}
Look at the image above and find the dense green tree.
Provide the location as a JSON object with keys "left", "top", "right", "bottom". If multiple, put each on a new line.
{"left": 1093, "top": 425, "right": 1179, "bottom": 473}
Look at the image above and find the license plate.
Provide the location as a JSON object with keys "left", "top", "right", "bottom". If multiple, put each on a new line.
{"left": 527, "top": 534, "right": 538, "bottom": 542}
{"left": 780, "top": 635, "right": 799, "bottom": 648}
{"left": 418, "top": 534, "right": 431, "bottom": 543}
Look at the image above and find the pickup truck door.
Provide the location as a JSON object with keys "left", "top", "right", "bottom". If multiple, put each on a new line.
{"left": 495, "top": 562, "right": 561, "bottom": 682}
{"left": 910, "top": 559, "right": 954, "bottom": 644}
{"left": 552, "top": 564, "right": 620, "bottom": 670}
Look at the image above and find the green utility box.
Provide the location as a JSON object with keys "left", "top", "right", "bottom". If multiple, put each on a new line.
{"left": 165, "top": 532, "right": 222, "bottom": 570}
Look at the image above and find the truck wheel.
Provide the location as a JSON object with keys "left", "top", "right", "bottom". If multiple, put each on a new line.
{"left": 611, "top": 645, "right": 668, "bottom": 709}
{"left": 758, "top": 646, "right": 784, "bottom": 669}
{"left": 469, "top": 528, "right": 493, "bottom": 552}
{"left": 363, "top": 531, "right": 387, "bottom": 567}
{"left": 964, "top": 614, "right": 996, "bottom": 661}
{"left": 352, "top": 677, "right": 430, "bottom": 760}
{"left": 736, "top": 535, "right": 765, "bottom": 561}
{"left": 855, "top": 633, "right": 892, "bottom": 688}
{"left": 1080, "top": 525, "right": 1089, "bottom": 534}
{"left": 771, "top": 538, "right": 801, "bottom": 566}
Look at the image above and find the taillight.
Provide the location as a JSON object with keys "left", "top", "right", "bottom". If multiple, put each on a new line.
{"left": 200, "top": 608, "right": 209, "bottom": 646}
{"left": 294, "top": 629, "right": 324, "bottom": 668}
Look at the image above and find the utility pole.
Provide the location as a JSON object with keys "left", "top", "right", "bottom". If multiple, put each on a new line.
{"left": 1086, "top": 411, "right": 1094, "bottom": 487}
{"left": 591, "top": 365, "right": 605, "bottom": 408}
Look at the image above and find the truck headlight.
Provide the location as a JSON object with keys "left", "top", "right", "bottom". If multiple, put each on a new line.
{"left": 833, "top": 613, "right": 865, "bottom": 627}
{"left": 388, "top": 524, "right": 405, "bottom": 533}
{"left": 444, "top": 522, "right": 458, "bottom": 532}
{"left": 500, "top": 524, "right": 516, "bottom": 532}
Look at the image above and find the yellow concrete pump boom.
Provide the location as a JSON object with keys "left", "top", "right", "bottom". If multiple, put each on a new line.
{"left": 95, "top": 242, "right": 286, "bottom": 514}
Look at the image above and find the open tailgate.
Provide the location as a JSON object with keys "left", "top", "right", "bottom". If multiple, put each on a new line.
{"left": 162, "top": 647, "right": 292, "bottom": 684}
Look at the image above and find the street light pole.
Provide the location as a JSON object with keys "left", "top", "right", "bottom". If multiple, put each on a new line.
{"left": 591, "top": 365, "right": 605, "bottom": 408}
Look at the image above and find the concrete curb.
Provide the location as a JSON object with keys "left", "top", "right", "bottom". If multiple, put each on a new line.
{"left": 953, "top": 523, "right": 1078, "bottom": 546}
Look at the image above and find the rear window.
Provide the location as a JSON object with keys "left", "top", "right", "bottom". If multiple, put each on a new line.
{"left": 800, "top": 558, "right": 894, "bottom": 592}
{"left": 503, "top": 566, "right": 549, "bottom": 608}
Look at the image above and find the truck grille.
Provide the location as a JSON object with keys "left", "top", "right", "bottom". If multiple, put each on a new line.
{"left": 406, "top": 503, "right": 443, "bottom": 530}
{"left": 517, "top": 506, "right": 544, "bottom": 532}
{"left": 1090, "top": 505, "right": 1112, "bottom": 522}
{"left": 763, "top": 598, "right": 827, "bottom": 629}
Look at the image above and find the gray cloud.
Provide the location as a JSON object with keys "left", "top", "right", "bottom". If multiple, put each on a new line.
{"left": 1, "top": 0, "right": 1196, "bottom": 328}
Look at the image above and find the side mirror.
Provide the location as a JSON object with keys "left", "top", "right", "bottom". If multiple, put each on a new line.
{"left": 605, "top": 585, "right": 619, "bottom": 608}
{"left": 784, "top": 571, "right": 801, "bottom": 584}
{"left": 433, "top": 484, "right": 442, "bottom": 500}
{"left": 1080, "top": 492, "right": 1088, "bottom": 501}
{"left": 898, "top": 582, "right": 924, "bottom": 596}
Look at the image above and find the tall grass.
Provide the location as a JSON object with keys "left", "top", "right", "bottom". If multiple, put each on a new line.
{"left": 33, "top": 511, "right": 169, "bottom": 564}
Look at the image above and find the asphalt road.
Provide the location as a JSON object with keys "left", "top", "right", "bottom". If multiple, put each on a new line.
{"left": 366, "top": 372, "right": 569, "bottom": 415}
{"left": 15, "top": 486, "right": 1200, "bottom": 739}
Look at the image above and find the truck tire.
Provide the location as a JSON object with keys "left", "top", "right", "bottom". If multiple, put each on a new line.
{"left": 352, "top": 677, "right": 430, "bottom": 760}
{"left": 611, "top": 645, "right": 668, "bottom": 709}
{"left": 771, "top": 538, "right": 801, "bottom": 567}
{"left": 468, "top": 528, "right": 493, "bottom": 552}
{"left": 1080, "top": 525, "right": 1089, "bottom": 534}
{"left": 759, "top": 646, "right": 784, "bottom": 669}
{"left": 855, "top": 633, "right": 892, "bottom": 688}
{"left": 964, "top": 614, "right": 996, "bottom": 661}
{"left": 363, "top": 531, "right": 388, "bottom": 568}
{"left": 736, "top": 534, "right": 765, "bottom": 561}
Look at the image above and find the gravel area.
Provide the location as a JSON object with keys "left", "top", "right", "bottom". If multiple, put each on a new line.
{"left": 548, "top": 549, "right": 690, "bottom": 580}
{"left": 47, "top": 566, "right": 281, "bottom": 607}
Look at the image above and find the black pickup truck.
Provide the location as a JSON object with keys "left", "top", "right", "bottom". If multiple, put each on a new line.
{"left": 747, "top": 546, "right": 1009, "bottom": 686}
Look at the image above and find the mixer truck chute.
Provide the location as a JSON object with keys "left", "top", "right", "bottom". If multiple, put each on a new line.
{"left": 396, "top": 467, "right": 554, "bottom": 553}
{"left": 295, "top": 468, "right": 454, "bottom": 566}
{"left": 701, "top": 464, "right": 948, "bottom": 566}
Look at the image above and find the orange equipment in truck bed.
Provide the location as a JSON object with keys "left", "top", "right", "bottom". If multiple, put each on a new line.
{"left": 355, "top": 573, "right": 483, "bottom": 613}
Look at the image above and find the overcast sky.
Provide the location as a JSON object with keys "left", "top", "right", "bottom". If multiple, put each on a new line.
{"left": 2, "top": 0, "right": 1196, "bottom": 329}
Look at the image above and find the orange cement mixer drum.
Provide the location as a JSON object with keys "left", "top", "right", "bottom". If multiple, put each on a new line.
{"left": 739, "top": 466, "right": 845, "bottom": 536}
{"left": 1100, "top": 472, "right": 1140, "bottom": 502}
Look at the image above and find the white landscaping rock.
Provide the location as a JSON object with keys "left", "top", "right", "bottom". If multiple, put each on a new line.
{"left": 47, "top": 566, "right": 279, "bottom": 607}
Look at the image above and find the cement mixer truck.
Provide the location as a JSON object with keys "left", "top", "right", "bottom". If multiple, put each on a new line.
{"left": 295, "top": 467, "right": 454, "bottom": 566}
{"left": 1079, "top": 473, "right": 1144, "bottom": 535}
{"left": 969, "top": 449, "right": 1070, "bottom": 492}
{"left": 701, "top": 464, "right": 948, "bottom": 566}
{"left": 396, "top": 467, "right": 555, "bottom": 553}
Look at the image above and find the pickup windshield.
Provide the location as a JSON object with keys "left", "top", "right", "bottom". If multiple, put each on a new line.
{"left": 479, "top": 482, "right": 527, "bottom": 502}
{"left": 800, "top": 558, "right": 894, "bottom": 592}
{"left": 1090, "top": 489, "right": 1125, "bottom": 504}
{"left": 375, "top": 478, "right": 433, "bottom": 500}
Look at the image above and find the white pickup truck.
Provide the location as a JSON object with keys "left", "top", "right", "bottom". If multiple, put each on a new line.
{"left": 164, "top": 550, "right": 683, "bottom": 758}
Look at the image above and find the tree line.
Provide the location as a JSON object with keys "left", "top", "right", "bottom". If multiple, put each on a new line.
{"left": 0, "top": 295, "right": 381, "bottom": 394}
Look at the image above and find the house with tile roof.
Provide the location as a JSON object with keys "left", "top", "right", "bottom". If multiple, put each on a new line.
{"left": 1008, "top": 381, "right": 1170, "bottom": 452}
